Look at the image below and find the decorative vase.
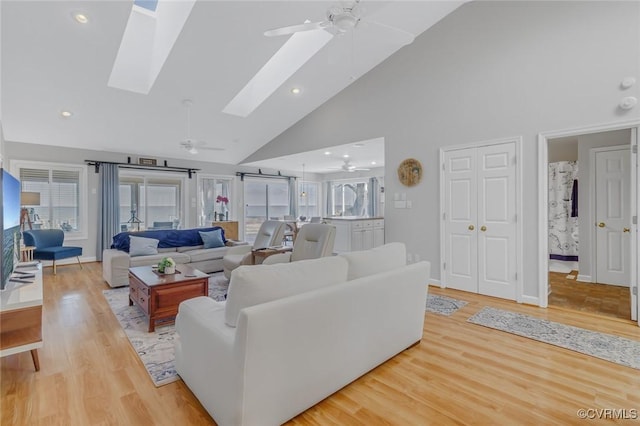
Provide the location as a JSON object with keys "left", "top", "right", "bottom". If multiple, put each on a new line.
{"left": 165, "top": 265, "right": 175, "bottom": 274}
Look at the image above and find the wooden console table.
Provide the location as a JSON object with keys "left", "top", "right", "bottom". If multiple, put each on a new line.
{"left": 0, "top": 262, "right": 43, "bottom": 371}
{"left": 212, "top": 221, "right": 239, "bottom": 240}
{"left": 129, "top": 264, "right": 209, "bottom": 332}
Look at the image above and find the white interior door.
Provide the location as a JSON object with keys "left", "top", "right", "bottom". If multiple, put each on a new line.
{"left": 443, "top": 141, "right": 517, "bottom": 300}
{"left": 444, "top": 149, "right": 477, "bottom": 293}
{"left": 477, "top": 143, "right": 517, "bottom": 299}
{"left": 595, "top": 147, "right": 631, "bottom": 287}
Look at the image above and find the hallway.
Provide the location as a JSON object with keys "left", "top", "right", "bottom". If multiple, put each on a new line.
{"left": 548, "top": 271, "right": 631, "bottom": 320}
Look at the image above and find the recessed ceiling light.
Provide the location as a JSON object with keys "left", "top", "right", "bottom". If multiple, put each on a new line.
{"left": 324, "top": 151, "right": 331, "bottom": 155}
{"left": 353, "top": 143, "right": 364, "bottom": 147}
{"left": 371, "top": 161, "right": 377, "bottom": 165}
{"left": 73, "top": 13, "right": 89, "bottom": 24}
{"left": 291, "top": 88, "right": 301, "bottom": 95}
{"left": 60, "top": 110, "right": 73, "bottom": 118}
{"left": 343, "top": 154, "right": 350, "bottom": 158}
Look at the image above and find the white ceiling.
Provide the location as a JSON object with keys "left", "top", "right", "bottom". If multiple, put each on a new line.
{"left": 1, "top": 1, "right": 464, "bottom": 171}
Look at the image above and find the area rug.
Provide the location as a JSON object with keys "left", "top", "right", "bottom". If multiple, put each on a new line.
{"left": 426, "top": 294, "right": 468, "bottom": 316}
{"left": 468, "top": 307, "right": 640, "bottom": 370}
{"left": 102, "top": 273, "right": 229, "bottom": 386}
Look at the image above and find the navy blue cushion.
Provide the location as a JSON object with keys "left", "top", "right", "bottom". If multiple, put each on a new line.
{"left": 34, "top": 246, "right": 82, "bottom": 261}
{"left": 111, "top": 227, "right": 226, "bottom": 253}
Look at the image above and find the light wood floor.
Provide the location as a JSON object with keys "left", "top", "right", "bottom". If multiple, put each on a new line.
{"left": 549, "top": 271, "right": 631, "bottom": 320}
{"left": 2, "top": 263, "right": 639, "bottom": 425}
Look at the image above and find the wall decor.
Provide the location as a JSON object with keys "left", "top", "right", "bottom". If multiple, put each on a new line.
{"left": 138, "top": 157, "right": 157, "bottom": 166}
{"left": 397, "top": 158, "right": 423, "bottom": 187}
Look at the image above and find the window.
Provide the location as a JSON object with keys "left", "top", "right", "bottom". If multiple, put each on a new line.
{"left": 197, "top": 175, "right": 234, "bottom": 226}
{"left": 298, "top": 181, "right": 320, "bottom": 218}
{"left": 119, "top": 172, "right": 185, "bottom": 231}
{"left": 13, "top": 161, "right": 87, "bottom": 239}
{"left": 243, "top": 177, "right": 290, "bottom": 242}
{"left": 330, "top": 180, "right": 369, "bottom": 217}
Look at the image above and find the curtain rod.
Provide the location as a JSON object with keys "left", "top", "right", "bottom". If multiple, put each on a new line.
{"left": 236, "top": 171, "right": 296, "bottom": 181}
{"left": 85, "top": 160, "right": 200, "bottom": 178}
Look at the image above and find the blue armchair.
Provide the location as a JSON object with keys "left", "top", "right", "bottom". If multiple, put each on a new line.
{"left": 23, "top": 229, "right": 83, "bottom": 275}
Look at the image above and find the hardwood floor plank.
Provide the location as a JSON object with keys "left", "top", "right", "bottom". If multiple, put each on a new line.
{"left": 1, "top": 263, "right": 639, "bottom": 425}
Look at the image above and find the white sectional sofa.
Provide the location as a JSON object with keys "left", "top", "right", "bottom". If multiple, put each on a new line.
{"left": 175, "top": 243, "right": 430, "bottom": 426}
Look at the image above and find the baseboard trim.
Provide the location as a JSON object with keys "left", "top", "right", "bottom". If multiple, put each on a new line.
{"left": 577, "top": 274, "right": 592, "bottom": 282}
{"left": 38, "top": 256, "right": 96, "bottom": 267}
{"left": 521, "top": 295, "right": 540, "bottom": 306}
{"left": 428, "top": 278, "right": 443, "bottom": 288}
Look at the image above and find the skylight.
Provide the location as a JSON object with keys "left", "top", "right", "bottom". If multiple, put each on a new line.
{"left": 108, "top": 0, "right": 195, "bottom": 94}
{"left": 134, "top": 0, "right": 158, "bottom": 12}
{"left": 223, "top": 28, "right": 334, "bottom": 118}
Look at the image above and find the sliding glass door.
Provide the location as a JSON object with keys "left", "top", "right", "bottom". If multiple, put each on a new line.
{"left": 243, "top": 178, "right": 289, "bottom": 243}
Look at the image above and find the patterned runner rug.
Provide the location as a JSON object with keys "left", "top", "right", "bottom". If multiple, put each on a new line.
{"left": 102, "top": 273, "right": 229, "bottom": 386}
{"left": 468, "top": 306, "right": 640, "bottom": 370}
{"left": 426, "top": 294, "right": 468, "bottom": 316}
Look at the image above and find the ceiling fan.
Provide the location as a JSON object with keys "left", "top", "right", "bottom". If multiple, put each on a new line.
{"left": 179, "top": 99, "right": 225, "bottom": 155}
{"left": 329, "top": 159, "right": 371, "bottom": 173}
{"left": 263, "top": 0, "right": 414, "bottom": 45}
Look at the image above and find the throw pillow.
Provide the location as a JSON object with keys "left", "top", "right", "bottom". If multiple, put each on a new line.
{"left": 199, "top": 229, "right": 225, "bottom": 249}
{"left": 129, "top": 235, "right": 160, "bottom": 257}
{"left": 225, "top": 256, "right": 348, "bottom": 327}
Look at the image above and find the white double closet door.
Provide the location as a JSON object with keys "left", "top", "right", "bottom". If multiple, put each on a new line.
{"left": 443, "top": 142, "right": 517, "bottom": 300}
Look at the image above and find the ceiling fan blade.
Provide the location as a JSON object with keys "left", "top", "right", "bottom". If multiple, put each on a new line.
{"left": 264, "top": 20, "right": 329, "bottom": 37}
{"left": 200, "top": 146, "right": 226, "bottom": 152}
{"left": 366, "top": 19, "right": 415, "bottom": 45}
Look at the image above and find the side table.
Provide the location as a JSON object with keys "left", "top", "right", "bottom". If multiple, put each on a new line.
{"left": 20, "top": 246, "right": 36, "bottom": 262}
{"left": 251, "top": 246, "right": 293, "bottom": 265}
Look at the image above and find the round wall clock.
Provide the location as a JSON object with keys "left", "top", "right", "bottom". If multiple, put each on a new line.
{"left": 397, "top": 158, "right": 423, "bottom": 187}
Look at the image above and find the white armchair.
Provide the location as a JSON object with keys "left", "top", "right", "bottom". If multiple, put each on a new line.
{"left": 263, "top": 223, "right": 336, "bottom": 265}
{"left": 222, "top": 220, "right": 286, "bottom": 278}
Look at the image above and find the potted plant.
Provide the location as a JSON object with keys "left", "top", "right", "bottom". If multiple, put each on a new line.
{"left": 158, "top": 257, "right": 176, "bottom": 274}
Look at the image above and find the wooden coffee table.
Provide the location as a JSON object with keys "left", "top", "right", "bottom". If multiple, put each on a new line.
{"left": 128, "top": 264, "right": 209, "bottom": 332}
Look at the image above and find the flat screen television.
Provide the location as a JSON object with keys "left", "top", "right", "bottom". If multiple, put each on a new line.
{"left": 1, "top": 168, "right": 21, "bottom": 290}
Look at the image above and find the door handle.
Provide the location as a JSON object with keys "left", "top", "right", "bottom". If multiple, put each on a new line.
{"left": 623, "top": 228, "right": 630, "bottom": 233}
{"left": 598, "top": 222, "right": 605, "bottom": 228}
{"left": 468, "top": 225, "right": 475, "bottom": 231}
{"left": 480, "top": 226, "right": 487, "bottom": 232}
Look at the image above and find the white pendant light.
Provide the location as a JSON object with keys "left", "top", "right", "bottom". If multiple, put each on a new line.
{"left": 300, "top": 163, "right": 307, "bottom": 197}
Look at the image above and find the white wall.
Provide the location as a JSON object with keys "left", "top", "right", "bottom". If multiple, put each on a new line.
{"left": 576, "top": 129, "right": 632, "bottom": 279}
{"left": 548, "top": 139, "right": 578, "bottom": 162}
{"left": 244, "top": 1, "right": 640, "bottom": 301}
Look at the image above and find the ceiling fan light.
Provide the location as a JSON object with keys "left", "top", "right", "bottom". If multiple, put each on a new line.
{"left": 333, "top": 14, "right": 357, "bottom": 32}
{"left": 188, "top": 146, "right": 198, "bottom": 154}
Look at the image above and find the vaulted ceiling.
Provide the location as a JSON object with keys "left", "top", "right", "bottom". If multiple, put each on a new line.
{"left": 1, "top": 1, "right": 464, "bottom": 169}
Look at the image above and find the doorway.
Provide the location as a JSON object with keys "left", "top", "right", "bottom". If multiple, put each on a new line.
{"left": 539, "top": 122, "right": 639, "bottom": 325}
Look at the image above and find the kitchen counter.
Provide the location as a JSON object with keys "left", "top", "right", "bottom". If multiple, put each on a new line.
{"left": 323, "top": 218, "right": 384, "bottom": 252}
{"left": 323, "top": 216, "right": 384, "bottom": 221}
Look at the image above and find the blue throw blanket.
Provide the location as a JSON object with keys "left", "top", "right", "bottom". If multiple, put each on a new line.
{"left": 111, "top": 227, "right": 226, "bottom": 253}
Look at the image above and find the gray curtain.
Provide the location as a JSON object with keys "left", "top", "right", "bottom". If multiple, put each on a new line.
{"left": 369, "top": 177, "right": 379, "bottom": 217}
{"left": 96, "top": 163, "right": 120, "bottom": 261}
{"left": 324, "top": 181, "right": 332, "bottom": 216}
{"left": 289, "top": 178, "right": 297, "bottom": 217}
